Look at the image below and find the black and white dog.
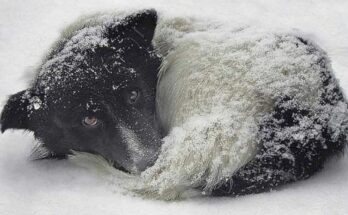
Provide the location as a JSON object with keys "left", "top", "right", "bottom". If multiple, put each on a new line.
{"left": 1, "top": 10, "right": 347, "bottom": 199}
{"left": 1, "top": 11, "right": 162, "bottom": 173}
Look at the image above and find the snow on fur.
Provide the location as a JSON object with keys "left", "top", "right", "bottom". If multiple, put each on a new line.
{"left": 33, "top": 11, "right": 348, "bottom": 200}
{"left": 137, "top": 16, "right": 348, "bottom": 199}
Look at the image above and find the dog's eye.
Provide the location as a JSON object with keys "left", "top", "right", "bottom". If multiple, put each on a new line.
{"left": 127, "top": 90, "right": 140, "bottom": 104}
{"left": 82, "top": 116, "right": 100, "bottom": 127}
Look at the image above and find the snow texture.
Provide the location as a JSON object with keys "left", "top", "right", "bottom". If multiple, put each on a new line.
{"left": 1, "top": 0, "right": 348, "bottom": 214}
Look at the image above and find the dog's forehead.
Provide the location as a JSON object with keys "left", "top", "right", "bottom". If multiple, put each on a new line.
{"left": 45, "top": 89, "right": 110, "bottom": 117}
{"left": 35, "top": 20, "right": 143, "bottom": 92}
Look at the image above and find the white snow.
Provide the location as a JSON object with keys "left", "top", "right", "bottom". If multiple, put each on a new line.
{"left": 1, "top": 0, "right": 348, "bottom": 214}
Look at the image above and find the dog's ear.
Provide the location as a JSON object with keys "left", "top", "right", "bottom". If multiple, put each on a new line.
{"left": 1, "top": 90, "right": 39, "bottom": 133}
{"left": 108, "top": 9, "right": 158, "bottom": 45}
{"left": 126, "top": 9, "right": 158, "bottom": 44}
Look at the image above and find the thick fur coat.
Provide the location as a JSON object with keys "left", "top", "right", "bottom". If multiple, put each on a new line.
{"left": 139, "top": 15, "right": 348, "bottom": 199}
{"left": 1, "top": 10, "right": 348, "bottom": 200}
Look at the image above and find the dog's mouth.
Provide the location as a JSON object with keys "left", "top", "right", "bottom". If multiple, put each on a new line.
{"left": 112, "top": 161, "right": 130, "bottom": 173}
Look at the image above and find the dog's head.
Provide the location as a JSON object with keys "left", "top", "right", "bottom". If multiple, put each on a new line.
{"left": 0, "top": 10, "right": 162, "bottom": 173}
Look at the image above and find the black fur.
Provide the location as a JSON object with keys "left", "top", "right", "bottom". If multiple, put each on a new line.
{"left": 211, "top": 53, "right": 348, "bottom": 196}
{"left": 1, "top": 10, "right": 163, "bottom": 173}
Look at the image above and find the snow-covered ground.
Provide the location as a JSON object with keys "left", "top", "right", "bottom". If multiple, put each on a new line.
{"left": 0, "top": 0, "right": 348, "bottom": 214}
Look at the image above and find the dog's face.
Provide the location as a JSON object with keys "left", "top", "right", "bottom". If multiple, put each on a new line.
{"left": 0, "top": 10, "right": 162, "bottom": 173}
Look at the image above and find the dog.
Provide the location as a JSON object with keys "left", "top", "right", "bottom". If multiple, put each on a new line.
{"left": 1, "top": 9, "right": 347, "bottom": 199}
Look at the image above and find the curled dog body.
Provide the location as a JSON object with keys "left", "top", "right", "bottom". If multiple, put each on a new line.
{"left": 1, "top": 10, "right": 348, "bottom": 199}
